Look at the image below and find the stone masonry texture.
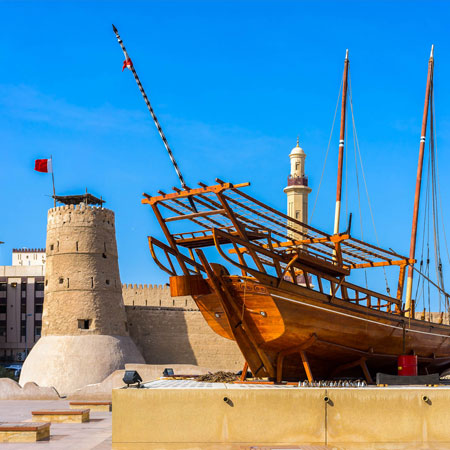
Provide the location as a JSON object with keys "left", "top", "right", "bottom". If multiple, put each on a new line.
{"left": 122, "top": 285, "right": 244, "bottom": 371}
{"left": 43, "top": 204, "right": 128, "bottom": 336}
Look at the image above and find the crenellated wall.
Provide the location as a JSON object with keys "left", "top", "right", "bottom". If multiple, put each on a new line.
{"left": 122, "top": 284, "right": 197, "bottom": 309}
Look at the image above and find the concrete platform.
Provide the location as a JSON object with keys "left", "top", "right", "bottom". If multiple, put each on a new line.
{"left": 112, "top": 380, "right": 450, "bottom": 449}
{"left": 32, "top": 408, "right": 90, "bottom": 423}
{"left": 0, "top": 422, "right": 50, "bottom": 442}
{"left": 0, "top": 400, "right": 111, "bottom": 449}
{"left": 70, "top": 401, "right": 112, "bottom": 412}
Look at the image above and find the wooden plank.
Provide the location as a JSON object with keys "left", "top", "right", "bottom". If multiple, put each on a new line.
{"left": 165, "top": 208, "right": 227, "bottom": 222}
{"left": 142, "top": 182, "right": 250, "bottom": 205}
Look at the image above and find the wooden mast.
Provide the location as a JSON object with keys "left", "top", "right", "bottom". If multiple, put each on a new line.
{"left": 334, "top": 49, "right": 350, "bottom": 235}
{"left": 404, "top": 45, "right": 434, "bottom": 317}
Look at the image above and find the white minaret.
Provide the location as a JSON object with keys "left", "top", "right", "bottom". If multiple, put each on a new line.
{"left": 283, "top": 138, "right": 312, "bottom": 239}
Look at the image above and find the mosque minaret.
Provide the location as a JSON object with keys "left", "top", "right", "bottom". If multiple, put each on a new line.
{"left": 284, "top": 138, "right": 312, "bottom": 238}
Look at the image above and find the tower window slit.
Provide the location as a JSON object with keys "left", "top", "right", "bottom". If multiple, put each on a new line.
{"left": 78, "top": 319, "right": 91, "bottom": 330}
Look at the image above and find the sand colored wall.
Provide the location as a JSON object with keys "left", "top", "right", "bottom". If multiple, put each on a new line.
{"left": 43, "top": 204, "right": 128, "bottom": 336}
{"left": 122, "top": 284, "right": 244, "bottom": 370}
{"left": 113, "top": 386, "right": 450, "bottom": 448}
{"left": 125, "top": 306, "right": 244, "bottom": 371}
{"left": 122, "top": 283, "right": 197, "bottom": 309}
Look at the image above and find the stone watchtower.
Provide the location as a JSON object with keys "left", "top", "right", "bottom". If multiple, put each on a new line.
{"left": 283, "top": 138, "right": 312, "bottom": 238}
{"left": 20, "top": 194, "right": 144, "bottom": 394}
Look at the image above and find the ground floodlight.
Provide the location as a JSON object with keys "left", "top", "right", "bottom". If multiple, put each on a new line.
{"left": 163, "top": 368, "right": 174, "bottom": 377}
{"left": 123, "top": 370, "right": 142, "bottom": 388}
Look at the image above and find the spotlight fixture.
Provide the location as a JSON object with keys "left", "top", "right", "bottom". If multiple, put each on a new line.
{"left": 163, "top": 368, "right": 174, "bottom": 377}
{"left": 123, "top": 370, "right": 143, "bottom": 388}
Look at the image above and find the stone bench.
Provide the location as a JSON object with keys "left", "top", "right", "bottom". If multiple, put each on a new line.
{"left": 32, "top": 409, "right": 90, "bottom": 423}
{"left": 70, "top": 401, "right": 112, "bottom": 412}
{"left": 0, "top": 422, "right": 50, "bottom": 442}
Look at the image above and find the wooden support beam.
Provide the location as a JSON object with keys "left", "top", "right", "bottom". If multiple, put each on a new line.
{"left": 195, "top": 249, "right": 275, "bottom": 378}
{"left": 350, "top": 259, "right": 414, "bottom": 270}
{"left": 360, "top": 358, "right": 373, "bottom": 384}
{"left": 276, "top": 334, "right": 317, "bottom": 382}
{"left": 240, "top": 362, "right": 249, "bottom": 382}
{"left": 300, "top": 351, "right": 314, "bottom": 383}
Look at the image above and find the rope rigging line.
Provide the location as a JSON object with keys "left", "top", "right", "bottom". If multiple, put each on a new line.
{"left": 310, "top": 74, "right": 344, "bottom": 222}
{"left": 432, "top": 89, "right": 450, "bottom": 315}
{"left": 350, "top": 82, "right": 368, "bottom": 289}
{"left": 414, "top": 150, "right": 431, "bottom": 312}
{"left": 412, "top": 73, "right": 449, "bottom": 318}
{"left": 348, "top": 73, "right": 391, "bottom": 295}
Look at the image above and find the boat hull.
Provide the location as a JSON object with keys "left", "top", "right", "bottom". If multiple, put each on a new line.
{"left": 194, "top": 277, "right": 450, "bottom": 381}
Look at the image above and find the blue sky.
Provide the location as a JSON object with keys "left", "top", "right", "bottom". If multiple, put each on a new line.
{"left": 1, "top": 0, "right": 450, "bottom": 311}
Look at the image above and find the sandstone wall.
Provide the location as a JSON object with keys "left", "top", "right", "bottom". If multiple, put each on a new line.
{"left": 125, "top": 306, "right": 244, "bottom": 371}
{"left": 43, "top": 204, "right": 128, "bottom": 336}
{"left": 122, "top": 284, "right": 244, "bottom": 371}
{"left": 122, "top": 283, "right": 197, "bottom": 309}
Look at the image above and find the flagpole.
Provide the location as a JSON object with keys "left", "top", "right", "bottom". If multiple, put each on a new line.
{"left": 51, "top": 155, "right": 56, "bottom": 207}
{"left": 112, "top": 24, "right": 197, "bottom": 213}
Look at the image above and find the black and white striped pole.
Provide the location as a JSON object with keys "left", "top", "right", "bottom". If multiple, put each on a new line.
{"left": 112, "top": 24, "right": 197, "bottom": 211}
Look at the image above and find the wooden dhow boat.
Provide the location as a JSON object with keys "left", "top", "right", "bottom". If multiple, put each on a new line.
{"left": 141, "top": 47, "right": 450, "bottom": 383}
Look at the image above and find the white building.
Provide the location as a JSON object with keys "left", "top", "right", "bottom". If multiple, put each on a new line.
{"left": 284, "top": 138, "right": 312, "bottom": 238}
{"left": 12, "top": 248, "right": 46, "bottom": 266}
{"left": 0, "top": 249, "right": 45, "bottom": 363}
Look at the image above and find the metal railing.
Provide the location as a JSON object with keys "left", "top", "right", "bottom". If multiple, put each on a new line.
{"left": 287, "top": 175, "right": 308, "bottom": 186}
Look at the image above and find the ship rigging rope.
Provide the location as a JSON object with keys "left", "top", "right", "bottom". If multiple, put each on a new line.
{"left": 414, "top": 76, "right": 450, "bottom": 317}
{"left": 412, "top": 265, "right": 450, "bottom": 301}
{"left": 348, "top": 74, "right": 391, "bottom": 295}
{"left": 310, "top": 74, "right": 343, "bottom": 221}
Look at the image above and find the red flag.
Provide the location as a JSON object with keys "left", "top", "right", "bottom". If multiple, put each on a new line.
{"left": 34, "top": 159, "right": 52, "bottom": 173}
{"left": 122, "top": 58, "right": 133, "bottom": 72}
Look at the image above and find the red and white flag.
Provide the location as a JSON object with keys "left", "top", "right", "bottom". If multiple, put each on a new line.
{"left": 122, "top": 58, "right": 133, "bottom": 72}
{"left": 34, "top": 158, "right": 52, "bottom": 173}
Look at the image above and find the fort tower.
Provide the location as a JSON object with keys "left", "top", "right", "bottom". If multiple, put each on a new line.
{"left": 19, "top": 194, "right": 144, "bottom": 394}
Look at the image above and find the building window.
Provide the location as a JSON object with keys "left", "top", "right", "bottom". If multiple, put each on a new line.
{"left": 0, "top": 299, "right": 6, "bottom": 314}
{"left": 78, "top": 319, "right": 91, "bottom": 330}
{"left": 21, "top": 295, "right": 26, "bottom": 315}
{"left": 295, "top": 211, "right": 300, "bottom": 219}
{"left": 0, "top": 283, "right": 6, "bottom": 292}
{"left": 35, "top": 320, "right": 42, "bottom": 337}
{"left": 0, "top": 320, "right": 6, "bottom": 336}
{"left": 35, "top": 282, "right": 44, "bottom": 291}
{"left": 35, "top": 299, "right": 43, "bottom": 314}
{"left": 21, "top": 320, "right": 26, "bottom": 339}
{"left": 106, "top": 279, "right": 110, "bottom": 285}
